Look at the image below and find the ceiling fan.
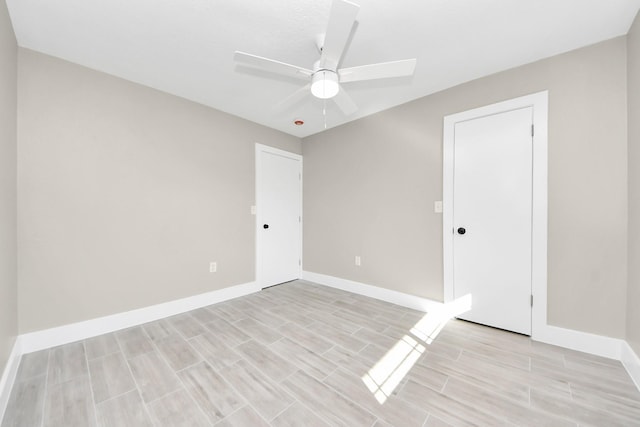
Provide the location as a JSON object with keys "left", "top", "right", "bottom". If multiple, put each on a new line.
{"left": 233, "top": 0, "right": 417, "bottom": 116}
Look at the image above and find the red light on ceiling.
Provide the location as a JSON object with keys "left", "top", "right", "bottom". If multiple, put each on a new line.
{"left": 294, "top": 120, "right": 304, "bottom": 126}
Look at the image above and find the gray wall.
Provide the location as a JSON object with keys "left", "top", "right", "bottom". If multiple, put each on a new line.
{"left": 628, "top": 11, "right": 640, "bottom": 356}
{"left": 303, "top": 37, "right": 628, "bottom": 339}
{"left": 0, "top": 0, "right": 18, "bottom": 372}
{"left": 17, "top": 49, "right": 300, "bottom": 333}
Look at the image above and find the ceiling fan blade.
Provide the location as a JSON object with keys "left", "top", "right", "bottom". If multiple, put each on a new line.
{"left": 319, "top": 0, "right": 360, "bottom": 70}
{"left": 332, "top": 86, "right": 357, "bottom": 115}
{"left": 274, "top": 84, "right": 311, "bottom": 112}
{"left": 234, "top": 51, "right": 313, "bottom": 80}
{"left": 339, "top": 59, "right": 417, "bottom": 83}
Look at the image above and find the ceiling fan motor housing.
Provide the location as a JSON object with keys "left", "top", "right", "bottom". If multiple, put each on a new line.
{"left": 311, "top": 69, "right": 339, "bottom": 99}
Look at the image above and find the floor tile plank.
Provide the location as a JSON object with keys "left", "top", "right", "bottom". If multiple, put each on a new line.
{"left": 246, "top": 309, "right": 289, "bottom": 329}
{"left": 143, "top": 319, "right": 176, "bottom": 342}
{"left": 189, "top": 307, "right": 220, "bottom": 325}
{"left": 178, "top": 361, "right": 245, "bottom": 424}
{"left": 270, "top": 337, "right": 337, "bottom": 380}
{"left": 95, "top": 390, "right": 153, "bottom": 427}
{"left": 530, "top": 387, "right": 636, "bottom": 427}
{"left": 399, "top": 379, "right": 509, "bottom": 427}
{"left": 47, "top": 342, "right": 88, "bottom": 386}
{"left": 188, "top": 331, "right": 243, "bottom": 371}
{"left": 15, "top": 350, "right": 49, "bottom": 381}
{"left": 168, "top": 314, "right": 207, "bottom": 339}
{"left": 278, "top": 322, "right": 334, "bottom": 354}
{"left": 271, "top": 402, "right": 330, "bottom": 427}
{"left": 309, "top": 321, "right": 368, "bottom": 352}
{"left": 127, "top": 351, "right": 181, "bottom": 403}
{"left": 154, "top": 333, "right": 201, "bottom": 371}
{"left": 203, "top": 318, "right": 252, "bottom": 347}
{"left": 147, "top": 389, "right": 209, "bottom": 427}
{"left": 88, "top": 352, "right": 136, "bottom": 403}
{"left": 220, "top": 359, "right": 294, "bottom": 420}
{"left": 235, "top": 340, "right": 297, "bottom": 382}
{"left": 85, "top": 334, "right": 120, "bottom": 360}
{"left": 234, "top": 317, "right": 283, "bottom": 345}
{"left": 44, "top": 376, "right": 97, "bottom": 427}
{"left": 120, "top": 335, "right": 155, "bottom": 359}
{"left": 1, "top": 375, "right": 46, "bottom": 427}
{"left": 215, "top": 405, "right": 270, "bottom": 427}
{"left": 442, "top": 376, "right": 576, "bottom": 426}
{"left": 282, "top": 370, "right": 377, "bottom": 427}
{"left": 116, "top": 327, "right": 148, "bottom": 343}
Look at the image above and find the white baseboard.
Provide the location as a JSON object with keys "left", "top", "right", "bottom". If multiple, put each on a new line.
{"left": 302, "top": 271, "right": 444, "bottom": 313}
{"left": 532, "top": 324, "right": 624, "bottom": 360}
{"left": 20, "top": 281, "right": 259, "bottom": 354}
{"left": 0, "top": 337, "right": 21, "bottom": 424}
{"left": 621, "top": 341, "right": 640, "bottom": 391}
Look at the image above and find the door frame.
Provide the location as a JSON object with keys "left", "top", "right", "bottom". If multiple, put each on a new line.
{"left": 442, "top": 91, "right": 548, "bottom": 336}
{"left": 255, "top": 143, "right": 303, "bottom": 289}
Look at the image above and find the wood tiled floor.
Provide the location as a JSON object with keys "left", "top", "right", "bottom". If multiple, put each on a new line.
{"left": 2, "top": 280, "right": 640, "bottom": 426}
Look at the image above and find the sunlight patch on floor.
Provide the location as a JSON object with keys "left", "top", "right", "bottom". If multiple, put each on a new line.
{"left": 362, "top": 294, "right": 473, "bottom": 404}
{"left": 362, "top": 334, "right": 425, "bottom": 404}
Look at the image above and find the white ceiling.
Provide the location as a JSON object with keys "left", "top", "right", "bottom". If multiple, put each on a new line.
{"left": 6, "top": 0, "right": 640, "bottom": 138}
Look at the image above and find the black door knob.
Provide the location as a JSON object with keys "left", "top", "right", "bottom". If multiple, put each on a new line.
{"left": 457, "top": 227, "right": 466, "bottom": 235}
{"left": 263, "top": 224, "right": 269, "bottom": 229}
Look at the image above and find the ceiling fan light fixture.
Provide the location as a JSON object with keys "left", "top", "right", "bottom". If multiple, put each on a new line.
{"left": 311, "top": 70, "right": 339, "bottom": 99}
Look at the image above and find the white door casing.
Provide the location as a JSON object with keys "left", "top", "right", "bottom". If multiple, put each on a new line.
{"left": 452, "top": 107, "right": 533, "bottom": 335}
{"left": 443, "top": 91, "right": 548, "bottom": 337}
{"left": 255, "top": 144, "right": 302, "bottom": 288}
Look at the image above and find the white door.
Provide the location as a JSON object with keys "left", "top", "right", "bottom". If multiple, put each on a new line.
{"left": 452, "top": 107, "right": 533, "bottom": 335}
{"left": 256, "top": 144, "right": 302, "bottom": 288}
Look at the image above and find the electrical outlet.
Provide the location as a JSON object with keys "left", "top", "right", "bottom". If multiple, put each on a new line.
{"left": 355, "top": 256, "right": 361, "bottom": 266}
{"left": 209, "top": 262, "right": 217, "bottom": 273}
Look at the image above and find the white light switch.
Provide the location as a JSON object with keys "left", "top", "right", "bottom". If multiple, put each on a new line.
{"left": 250, "top": 206, "right": 257, "bottom": 215}
{"left": 434, "top": 201, "right": 443, "bottom": 213}
{"left": 355, "top": 256, "right": 361, "bottom": 266}
{"left": 209, "top": 262, "right": 217, "bottom": 273}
